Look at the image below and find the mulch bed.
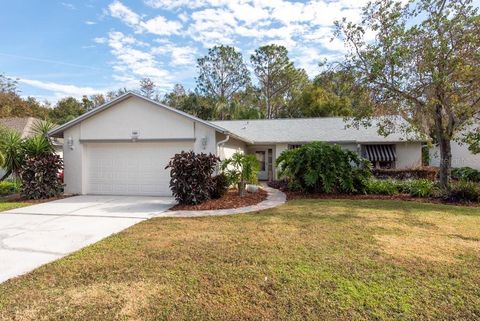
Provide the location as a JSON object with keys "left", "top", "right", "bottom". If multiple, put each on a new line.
{"left": 170, "top": 188, "right": 268, "bottom": 211}
{"left": 286, "top": 191, "right": 480, "bottom": 207}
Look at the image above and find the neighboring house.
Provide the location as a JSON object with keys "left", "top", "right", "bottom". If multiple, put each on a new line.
{"left": 429, "top": 137, "right": 480, "bottom": 170}
{"left": 0, "top": 117, "right": 63, "bottom": 178}
{"left": 49, "top": 92, "right": 424, "bottom": 196}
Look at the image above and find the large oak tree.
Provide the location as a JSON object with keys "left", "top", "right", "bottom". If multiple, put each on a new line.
{"left": 336, "top": 0, "right": 480, "bottom": 187}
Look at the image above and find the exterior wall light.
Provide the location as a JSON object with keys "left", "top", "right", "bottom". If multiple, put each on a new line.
{"left": 67, "top": 136, "right": 74, "bottom": 150}
{"left": 201, "top": 136, "right": 208, "bottom": 150}
{"left": 131, "top": 130, "right": 139, "bottom": 142}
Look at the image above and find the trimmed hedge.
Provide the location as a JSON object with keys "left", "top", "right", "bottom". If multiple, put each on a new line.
{"left": 452, "top": 167, "right": 480, "bottom": 182}
{"left": 372, "top": 167, "right": 438, "bottom": 181}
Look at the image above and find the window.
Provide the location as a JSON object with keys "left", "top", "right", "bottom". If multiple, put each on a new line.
{"left": 363, "top": 144, "right": 396, "bottom": 169}
{"left": 255, "top": 151, "right": 266, "bottom": 171}
{"left": 288, "top": 144, "right": 302, "bottom": 150}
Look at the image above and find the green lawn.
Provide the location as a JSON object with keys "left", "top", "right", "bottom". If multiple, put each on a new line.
{"left": 0, "top": 198, "right": 29, "bottom": 212}
{"left": 0, "top": 199, "right": 479, "bottom": 320}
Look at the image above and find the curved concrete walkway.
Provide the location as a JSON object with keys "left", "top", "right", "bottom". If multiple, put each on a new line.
{"left": 154, "top": 186, "right": 286, "bottom": 218}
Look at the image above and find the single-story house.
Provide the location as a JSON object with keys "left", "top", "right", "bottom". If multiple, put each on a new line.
{"left": 49, "top": 91, "right": 425, "bottom": 196}
{"left": 429, "top": 126, "right": 480, "bottom": 170}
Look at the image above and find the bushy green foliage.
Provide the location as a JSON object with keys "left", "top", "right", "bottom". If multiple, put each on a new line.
{"left": 165, "top": 151, "right": 219, "bottom": 205}
{"left": 210, "top": 173, "right": 229, "bottom": 199}
{"left": 401, "top": 179, "right": 435, "bottom": 198}
{"left": 365, "top": 179, "right": 399, "bottom": 195}
{"left": 451, "top": 167, "right": 480, "bottom": 182}
{"left": 221, "top": 152, "right": 260, "bottom": 185}
{"left": 366, "top": 178, "right": 435, "bottom": 197}
{"left": 444, "top": 181, "right": 480, "bottom": 203}
{"left": 20, "top": 154, "right": 63, "bottom": 200}
{"left": 276, "top": 142, "right": 371, "bottom": 194}
{"left": 0, "top": 180, "right": 20, "bottom": 196}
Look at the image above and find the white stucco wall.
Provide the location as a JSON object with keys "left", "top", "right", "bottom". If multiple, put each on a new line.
{"left": 217, "top": 133, "right": 246, "bottom": 160}
{"left": 80, "top": 96, "right": 194, "bottom": 140}
{"left": 193, "top": 122, "right": 216, "bottom": 155}
{"left": 430, "top": 141, "right": 480, "bottom": 170}
{"left": 396, "top": 142, "right": 422, "bottom": 169}
{"left": 63, "top": 125, "right": 85, "bottom": 194}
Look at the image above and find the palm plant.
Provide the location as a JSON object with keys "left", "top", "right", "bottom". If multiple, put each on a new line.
{"left": 0, "top": 120, "right": 56, "bottom": 181}
{"left": 0, "top": 129, "right": 24, "bottom": 180}
{"left": 221, "top": 152, "right": 260, "bottom": 196}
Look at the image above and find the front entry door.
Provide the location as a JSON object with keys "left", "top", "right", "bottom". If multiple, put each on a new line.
{"left": 255, "top": 150, "right": 268, "bottom": 180}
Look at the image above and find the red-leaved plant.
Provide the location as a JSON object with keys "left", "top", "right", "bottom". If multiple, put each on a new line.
{"left": 20, "top": 154, "right": 64, "bottom": 200}
{"left": 165, "top": 151, "right": 219, "bottom": 205}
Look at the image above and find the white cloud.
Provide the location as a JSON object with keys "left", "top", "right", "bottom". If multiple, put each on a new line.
{"left": 108, "top": 1, "right": 182, "bottom": 36}
{"left": 18, "top": 78, "right": 102, "bottom": 97}
{"left": 141, "top": 16, "right": 182, "bottom": 36}
{"left": 151, "top": 43, "right": 198, "bottom": 66}
{"left": 60, "top": 2, "right": 76, "bottom": 10}
{"left": 93, "top": 37, "right": 107, "bottom": 44}
{"left": 85, "top": 20, "right": 97, "bottom": 25}
{"left": 107, "top": 31, "right": 173, "bottom": 87}
{"left": 108, "top": 1, "right": 141, "bottom": 27}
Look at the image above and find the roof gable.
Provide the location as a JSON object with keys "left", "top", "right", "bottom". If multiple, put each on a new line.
{"left": 48, "top": 92, "right": 232, "bottom": 138}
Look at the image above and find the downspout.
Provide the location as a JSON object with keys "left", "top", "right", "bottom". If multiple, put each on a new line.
{"left": 216, "top": 134, "right": 230, "bottom": 159}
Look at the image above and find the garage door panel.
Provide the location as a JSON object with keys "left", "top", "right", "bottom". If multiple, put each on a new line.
{"left": 86, "top": 142, "right": 190, "bottom": 196}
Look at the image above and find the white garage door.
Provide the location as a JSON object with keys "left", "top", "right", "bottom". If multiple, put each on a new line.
{"left": 86, "top": 142, "right": 192, "bottom": 196}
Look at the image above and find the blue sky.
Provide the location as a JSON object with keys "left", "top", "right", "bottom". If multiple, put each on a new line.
{"left": 0, "top": 0, "right": 369, "bottom": 103}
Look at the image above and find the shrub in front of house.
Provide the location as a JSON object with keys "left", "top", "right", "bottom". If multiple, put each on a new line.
{"left": 276, "top": 142, "right": 372, "bottom": 194}
{"left": 443, "top": 181, "right": 480, "bottom": 203}
{"left": 166, "top": 151, "right": 219, "bottom": 205}
{"left": 372, "top": 167, "right": 438, "bottom": 181}
{"left": 221, "top": 152, "right": 260, "bottom": 196}
{"left": 366, "top": 178, "right": 436, "bottom": 197}
{"left": 0, "top": 180, "right": 20, "bottom": 196}
{"left": 210, "top": 173, "right": 229, "bottom": 199}
{"left": 20, "top": 154, "right": 63, "bottom": 200}
{"left": 451, "top": 167, "right": 480, "bottom": 182}
{"left": 365, "top": 179, "right": 400, "bottom": 195}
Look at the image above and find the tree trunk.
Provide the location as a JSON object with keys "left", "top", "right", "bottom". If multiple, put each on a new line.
{"left": 438, "top": 136, "right": 452, "bottom": 189}
{"left": 434, "top": 103, "right": 452, "bottom": 189}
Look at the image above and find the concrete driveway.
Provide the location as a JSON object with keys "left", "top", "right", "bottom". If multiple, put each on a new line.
{"left": 0, "top": 195, "right": 175, "bottom": 283}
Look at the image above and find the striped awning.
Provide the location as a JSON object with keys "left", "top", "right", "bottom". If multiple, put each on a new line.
{"left": 365, "top": 144, "right": 396, "bottom": 162}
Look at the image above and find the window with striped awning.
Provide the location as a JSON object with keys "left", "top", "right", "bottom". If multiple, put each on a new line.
{"left": 364, "top": 144, "right": 396, "bottom": 162}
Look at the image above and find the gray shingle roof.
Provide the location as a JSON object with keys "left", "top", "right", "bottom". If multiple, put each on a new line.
{"left": 0, "top": 117, "right": 37, "bottom": 138}
{"left": 211, "top": 117, "right": 422, "bottom": 144}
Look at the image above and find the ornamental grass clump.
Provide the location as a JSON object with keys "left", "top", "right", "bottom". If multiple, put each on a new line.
{"left": 166, "top": 151, "right": 219, "bottom": 205}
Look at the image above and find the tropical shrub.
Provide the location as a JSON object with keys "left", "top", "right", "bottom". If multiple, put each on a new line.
{"left": 165, "top": 151, "right": 219, "bottom": 205}
{"left": 0, "top": 128, "right": 24, "bottom": 180}
{"left": 451, "top": 167, "right": 480, "bottom": 182}
{"left": 443, "top": 181, "right": 480, "bottom": 203}
{"left": 365, "top": 179, "right": 399, "bottom": 195}
{"left": 276, "top": 142, "right": 371, "bottom": 194}
{"left": 401, "top": 179, "right": 435, "bottom": 198}
{"left": 221, "top": 152, "right": 260, "bottom": 196}
{"left": 0, "top": 121, "right": 56, "bottom": 181}
{"left": 20, "top": 154, "right": 63, "bottom": 200}
{"left": 210, "top": 173, "right": 229, "bottom": 199}
{"left": 0, "top": 180, "right": 20, "bottom": 196}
